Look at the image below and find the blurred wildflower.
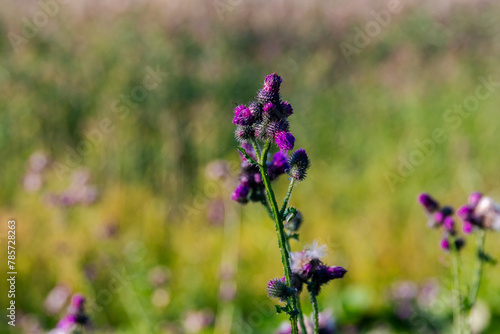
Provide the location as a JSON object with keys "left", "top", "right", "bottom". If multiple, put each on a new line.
{"left": 151, "top": 288, "right": 170, "bottom": 309}
{"left": 44, "top": 284, "right": 72, "bottom": 315}
{"left": 183, "top": 309, "right": 214, "bottom": 333}
{"left": 417, "top": 193, "right": 465, "bottom": 251}
{"left": 52, "top": 294, "right": 90, "bottom": 334}
{"left": 148, "top": 266, "right": 171, "bottom": 287}
{"left": 457, "top": 192, "right": 500, "bottom": 232}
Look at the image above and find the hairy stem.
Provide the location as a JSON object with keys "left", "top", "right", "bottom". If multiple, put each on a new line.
{"left": 258, "top": 140, "right": 298, "bottom": 334}
{"left": 310, "top": 290, "right": 319, "bottom": 334}
{"left": 280, "top": 179, "right": 295, "bottom": 217}
{"left": 284, "top": 234, "right": 307, "bottom": 334}
{"left": 468, "top": 229, "right": 486, "bottom": 309}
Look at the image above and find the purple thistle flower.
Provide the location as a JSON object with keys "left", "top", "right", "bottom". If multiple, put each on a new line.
{"left": 440, "top": 238, "right": 450, "bottom": 251}
{"left": 268, "top": 151, "right": 289, "bottom": 180}
{"left": 418, "top": 193, "right": 440, "bottom": 213}
{"left": 231, "top": 183, "right": 250, "bottom": 204}
{"left": 275, "top": 131, "right": 295, "bottom": 151}
{"left": 463, "top": 221, "right": 474, "bottom": 234}
{"left": 263, "top": 73, "right": 282, "bottom": 93}
{"left": 288, "top": 149, "right": 310, "bottom": 181}
{"left": 233, "top": 105, "right": 255, "bottom": 126}
{"left": 55, "top": 294, "right": 89, "bottom": 332}
{"left": 443, "top": 216, "right": 456, "bottom": 234}
{"left": 313, "top": 265, "right": 347, "bottom": 285}
{"left": 281, "top": 101, "right": 293, "bottom": 117}
{"left": 266, "top": 277, "right": 290, "bottom": 302}
{"left": 469, "top": 192, "right": 483, "bottom": 205}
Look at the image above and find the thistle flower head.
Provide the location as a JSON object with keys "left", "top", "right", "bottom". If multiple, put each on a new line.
{"left": 232, "top": 105, "right": 252, "bottom": 125}
{"left": 312, "top": 265, "right": 347, "bottom": 287}
{"left": 275, "top": 131, "right": 295, "bottom": 151}
{"left": 440, "top": 237, "right": 465, "bottom": 252}
{"left": 56, "top": 294, "right": 89, "bottom": 332}
{"left": 418, "top": 193, "right": 439, "bottom": 213}
{"left": 268, "top": 151, "right": 289, "bottom": 180}
{"left": 457, "top": 192, "right": 500, "bottom": 231}
{"left": 263, "top": 73, "right": 282, "bottom": 93}
{"left": 281, "top": 101, "right": 293, "bottom": 117}
{"left": 288, "top": 149, "right": 310, "bottom": 181}
{"left": 231, "top": 183, "right": 250, "bottom": 203}
{"left": 235, "top": 125, "right": 255, "bottom": 143}
{"left": 266, "top": 277, "right": 291, "bottom": 302}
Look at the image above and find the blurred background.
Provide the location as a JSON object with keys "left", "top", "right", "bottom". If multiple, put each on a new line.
{"left": 1, "top": 0, "right": 500, "bottom": 333}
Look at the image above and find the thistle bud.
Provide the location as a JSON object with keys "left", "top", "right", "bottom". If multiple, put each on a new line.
{"left": 285, "top": 210, "right": 303, "bottom": 232}
{"left": 287, "top": 149, "right": 310, "bottom": 181}
{"left": 418, "top": 193, "right": 439, "bottom": 213}
{"left": 234, "top": 125, "right": 254, "bottom": 142}
{"left": 263, "top": 73, "right": 282, "bottom": 93}
{"left": 231, "top": 183, "right": 250, "bottom": 204}
{"left": 266, "top": 277, "right": 290, "bottom": 302}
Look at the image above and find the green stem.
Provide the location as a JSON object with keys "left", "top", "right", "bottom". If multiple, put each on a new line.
{"left": 280, "top": 179, "right": 295, "bottom": 217}
{"left": 310, "top": 290, "right": 319, "bottom": 334}
{"left": 450, "top": 239, "right": 463, "bottom": 334}
{"left": 284, "top": 234, "right": 307, "bottom": 334}
{"left": 468, "top": 229, "right": 486, "bottom": 309}
{"left": 258, "top": 140, "right": 298, "bottom": 334}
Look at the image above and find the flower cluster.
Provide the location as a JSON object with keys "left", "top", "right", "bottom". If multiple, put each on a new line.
{"left": 231, "top": 143, "right": 289, "bottom": 203}
{"left": 233, "top": 73, "right": 295, "bottom": 151}
{"left": 289, "top": 241, "right": 347, "bottom": 296}
{"left": 457, "top": 192, "right": 500, "bottom": 233}
{"left": 276, "top": 310, "right": 337, "bottom": 334}
{"left": 50, "top": 294, "right": 90, "bottom": 334}
{"left": 418, "top": 193, "right": 465, "bottom": 251}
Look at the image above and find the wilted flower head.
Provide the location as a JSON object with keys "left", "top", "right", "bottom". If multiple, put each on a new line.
{"left": 288, "top": 149, "right": 310, "bottom": 181}
{"left": 457, "top": 192, "right": 500, "bottom": 232}
{"left": 290, "top": 241, "right": 346, "bottom": 295}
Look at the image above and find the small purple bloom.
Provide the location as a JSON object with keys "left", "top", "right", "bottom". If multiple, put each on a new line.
{"left": 463, "top": 221, "right": 474, "bottom": 234}
{"left": 231, "top": 183, "right": 250, "bottom": 203}
{"left": 268, "top": 151, "right": 289, "bottom": 180}
{"left": 281, "top": 101, "right": 293, "bottom": 117}
{"left": 443, "top": 216, "right": 455, "bottom": 233}
{"left": 418, "top": 193, "right": 440, "bottom": 213}
{"left": 440, "top": 238, "right": 450, "bottom": 251}
{"left": 457, "top": 205, "right": 474, "bottom": 221}
{"left": 275, "top": 131, "right": 295, "bottom": 151}
{"left": 469, "top": 192, "right": 483, "bottom": 205}
{"left": 233, "top": 105, "right": 254, "bottom": 126}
